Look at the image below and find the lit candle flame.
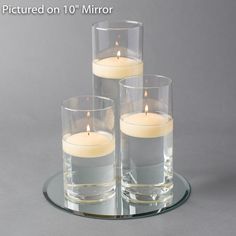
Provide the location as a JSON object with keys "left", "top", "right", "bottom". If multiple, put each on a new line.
{"left": 144, "top": 90, "right": 148, "bottom": 97}
{"left": 87, "top": 124, "right": 90, "bottom": 135}
{"left": 117, "top": 50, "right": 121, "bottom": 59}
{"left": 86, "top": 111, "right": 90, "bottom": 118}
{"left": 115, "top": 41, "right": 119, "bottom": 46}
{"left": 145, "top": 104, "right": 148, "bottom": 115}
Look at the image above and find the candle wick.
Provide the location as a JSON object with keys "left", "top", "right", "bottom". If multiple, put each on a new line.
{"left": 144, "top": 104, "right": 148, "bottom": 116}
{"left": 117, "top": 50, "right": 121, "bottom": 60}
{"left": 86, "top": 124, "right": 90, "bottom": 135}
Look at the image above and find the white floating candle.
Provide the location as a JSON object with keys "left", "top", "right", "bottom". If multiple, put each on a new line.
{"left": 92, "top": 56, "right": 143, "bottom": 79}
{"left": 120, "top": 112, "right": 173, "bottom": 138}
{"left": 63, "top": 131, "right": 115, "bottom": 158}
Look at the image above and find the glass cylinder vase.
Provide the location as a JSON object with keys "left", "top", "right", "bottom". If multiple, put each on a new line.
{"left": 92, "top": 20, "right": 143, "bottom": 176}
{"left": 61, "top": 96, "right": 116, "bottom": 203}
{"left": 119, "top": 75, "right": 173, "bottom": 203}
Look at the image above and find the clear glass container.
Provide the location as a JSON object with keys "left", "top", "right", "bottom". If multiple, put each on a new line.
{"left": 119, "top": 75, "right": 173, "bottom": 203}
{"left": 61, "top": 96, "right": 115, "bottom": 203}
{"left": 92, "top": 20, "right": 143, "bottom": 177}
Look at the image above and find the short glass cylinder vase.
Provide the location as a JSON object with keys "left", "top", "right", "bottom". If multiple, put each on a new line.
{"left": 119, "top": 75, "right": 173, "bottom": 203}
{"left": 92, "top": 20, "right": 143, "bottom": 177}
{"left": 61, "top": 96, "right": 116, "bottom": 203}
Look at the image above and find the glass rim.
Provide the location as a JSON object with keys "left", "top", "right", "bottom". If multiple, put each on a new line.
{"left": 92, "top": 20, "right": 143, "bottom": 31}
{"left": 119, "top": 74, "right": 173, "bottom": 89}
{"left": 62, "top": 95, "right": 114, "bottom": 112}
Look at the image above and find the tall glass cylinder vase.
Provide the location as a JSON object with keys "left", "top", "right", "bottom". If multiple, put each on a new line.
{"left": 92, "top": 20, "right": 143, "bottom": 177}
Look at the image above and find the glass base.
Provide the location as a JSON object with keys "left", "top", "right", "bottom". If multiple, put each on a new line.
{"left": 122, "top": 184, "right": 173, "bottom": 204}
{"left": 43, "top": 172, "right": 191, "bottom": 219}
{"left": 64, "top": 187, "right": 116, "bottom": 204}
